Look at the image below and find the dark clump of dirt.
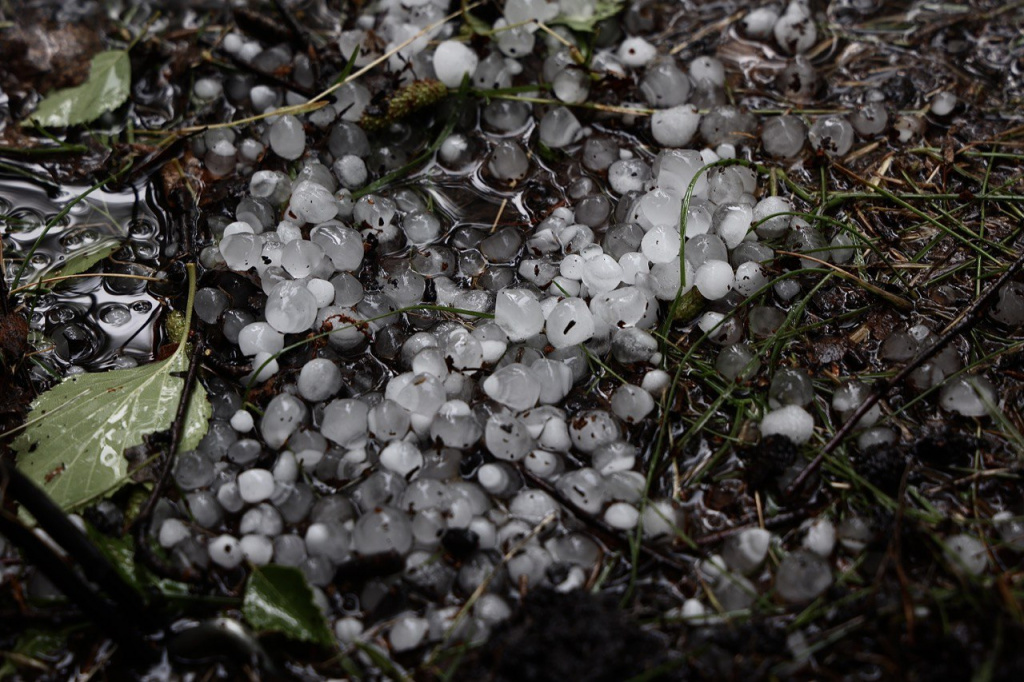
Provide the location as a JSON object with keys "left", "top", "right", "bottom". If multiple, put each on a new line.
{"left": 462, "top": 588, "right": 671, "bottom": 682}
{"left": 740, "top": 434, "right": 797, "bottom": 492}
{"left": 680, "top": 618, "right": 788, "bottom": 680}
{"left": 855, "top": 444, "right": 909, "bottom": 496}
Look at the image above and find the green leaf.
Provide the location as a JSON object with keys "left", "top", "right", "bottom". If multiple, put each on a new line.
{"left": 552, "top": 0, "right": 626, "bottom": 32}
{"left": 0, "top": 627, "right": 73, "bottom": 678}
{"left": 242, "top": 565, "right": 335, "bottom": 648}
{"left": 87, "top": 524, "right": 190, "bottom": 598}
{"left": 49, "top": 239, "right": 121, "bottom": 280}
{"left": 28, "top": 50, "right": 131, "bottom": 128}
{"left": 12, "top": 266, "right": 209, "bottom": 513}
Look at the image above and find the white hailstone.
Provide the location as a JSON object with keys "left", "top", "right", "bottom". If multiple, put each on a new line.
{"left": 689, "top": 56, "right": 725, "bottom": 87}
{"left": 556, "top": 468, "right": 607, "bottom": 514}
{"left": 530, "top": 358, "right": 574, "bottom": 404}
{"left": 485, "top": 413, "right": 534, "bottom": 461}
{"left": 619, "top": 252, "right": 650, "bottom": 285}
{"left": 894, "top": 115, "right": 924, "bottom": 142}
{"left": 412, "top": 347, "right": 447, "bottom": 378}
{"left": 261, "top": 394, "right": 306, "bottom": 449}
{"left": 495, "top": 289, "right": 544, "bottom": 342}
{"left": 265, "top": 281, "right": 318, "bottom": 334}
{"left": 379, "top": 440, "right": 424, "bottom": 477}
{"left": 159, "top": 519, "right": 190, "bottom": 548}
{"left": 222, "top": 33, "right": 243, "bottom": 54}
{"left": 387, "top": 372, "right": 446, "bottom": 423}
{"left": 650, "top": 104, "right": 701, "bottom": 147}
{"left": 525, "top": 449, "right": 563, "bottom": 478}
{"left": 742, "top": 7, "right": 780, "bottom": 39}
{"left": 714, "top": 204, "right": 753, "bottom": 249}
{"left": 311, "top": 222, "right": 364, "bottom": 272}
{"left": 694, "top": 260, "right": 733, "bottom": 300}
{"left": 208, "top": 534, "right": 244, "bottom": 569}
{"left": 483, "top": 364, "right": 541, "bottom": 410}
{"left": 352, "top": 506, "right": 413, "bottom": 555}
{"left": 238, "top": 469, "right": 275, "bottom": 503}
{"left": 390, "top": 615, "right": 429, "bottom": 652}
{"left": 649, "top": 258, "right": 694, "bottom": 300}
{"left": 539, "top": 107, "right": 583, "bottom": 148}
{"left": 618, "top": 36, "right": 657, "bottom": 67}
{"left": 552, "top": 68, "right": 590, "bottom": 105}
{"left": 250, "top": 85, "right": 278, "bottom": 112}
{"left": 641, "top": 499, "right": 680, "bottom": 538}
{"left": 306, "top": 278, "right": 335, "bottom": 308}
{"left": 240, "top": 534, "right": 274, "bottom": 565}
{"left": 249, "top": 351, "right": 279, "bottom": 383}
{"left": 334, "top": 155, "right": 368, "bottom": 190}
{"left": 641, "top": 225, "right": 681, "bottom": 264}
{"left": 223, "top": 221, "right": 255, "bottom": 237}
{"left": 474, "top": 594, "right": 512, "bottom": 625}
{"left": 509, "top": 489, "right": 560, "bottom": 524}
{"left": 742, "top": 200, "right": 782, "bottom": 243}
{"left": 294, "top": 448, "right": 324, "bottom": 469}
{"left": 608, "top": 159, "right": 651, "bottom": 195}
{"left": 773, "top": 1, "right": 817, "bottom": 55}
{"left": 220, "top": 233, "right": 263, "bottom": 270}
{"left": 367, "top": 399, "right": 411, "bottom": 442}
{"left": 803, "top": 519, "right": 836, "bottom": 557}
{"left": 289, "top": 180, "right": 338, "bottom": 224}
{"left": 269, "top": 115, "right": 306, "bottom": 160}
{"left": 581, "top": 254, "right": 623, "bottom": 294}
{"left": 507, "top": 545, "right": 552, "bottom": 588}
{"left": 546, "top": 297, "right": 596, "bottom": 348}
{"left": 321, "top": 399, "right": 369, "bottom": 447}
{"left": 559, "top": 254, "right": 586, "bottom": 280}
{"left": 478, "top": 463, "right": 518, "bottom": 496}
{"left": 335, "top": 617, "right": 364, "bottom": 644}
{"left": 251, "top": 170, "right": 291, "bottom": 205}
{"left": 808, "top": 116, "right": 854, "bottom": 157}
{"left": 939, "top": 376, "right": 997, "bottom": 417}
{"left": 217, "top": 482, "right": 244, "bottom": 514}
{"left": 273, "top": 451, "right": 299, "bottom": 483}
{"left": 653, "top": 149, "right": 707, "bottom": 195}
{"left": 930, "top": 91, "right": 957, "bottom": 117}
{"left": 760, "top": 405, "right": 815, "bottom": 444}
{"left": 569, "top": 410, "right": 620, "bottom": 453}
{"left": 641, "top": 370, "right": 672, "bottom": 397}
{"left": 832, "top": 381, "right": 881, "bottom": 429}
{"left": 280, "top": 238, "right": 326, "bottom": 278}
{"left": 230, "top": 410, "right": 254, "bottom": 433}
{"left": 611, "top": 384, "right": 656, "bottom": 423}
{"left": 604, "top": 502, "right": 640, "bottom": 530}
{"left": 723, "top": 528, "right": 771, "bottom": 575}
{"left": 734, "top": 261, "right": 767, "bottom": 297}
{"left": 775, "top": 550, "right": 833, "bottom": 604}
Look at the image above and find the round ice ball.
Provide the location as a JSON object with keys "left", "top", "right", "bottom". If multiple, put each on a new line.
{"left": 694, "top": 260, "right": 733, "bottom": 300}
{"left": 760, "top": 405, "right": 814, "bottom": 444}
{"left": 269, "top": 115, "right": 306, "bottom": 160}
{"left": 433, "top": 40, "right": 479, "bottom": 88}
{"left": 762, "top": 115, "right": 807, "bottom": 158}
{"left": 808, "top": 116, "right": 854, "bottom": 157}
{"left": 546, "top": 297, "right": 596, "bottom": 348}
{"left": 650, "top": 104, "right": 701, "bottom": 148}
{"left": 265, "top": 280, "right": 318, "bottom": 334}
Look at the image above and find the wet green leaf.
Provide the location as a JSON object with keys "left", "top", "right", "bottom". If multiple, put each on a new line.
{"left": 0, "top": 627, "right": 73, "bottom": 678}
{"left": 242, "top": 565, "right": 334, "bottom": 648}
{"left": 28, "top": 50, "right": 131, "bottom": 128}
{"left": 552, "top": 0, "right": 626, "bottom": 32}
{"left": 49, "top": 239, "right": 121, "bottom": 280}
{"left": 12, "top": 267, "right": 208, "bottom": 513}
{"left": 87, "top": 525, "right": 190, "bottom": 598}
